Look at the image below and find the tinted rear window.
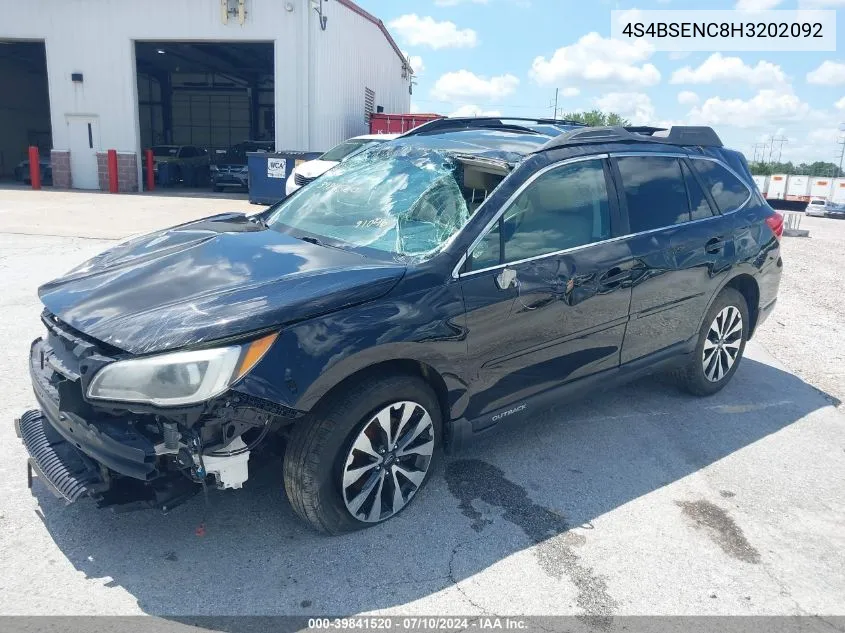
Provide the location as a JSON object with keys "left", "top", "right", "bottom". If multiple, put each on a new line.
{"left": 691, "top": 159, "right": 750, "bottom": 213}
{"left": 617, "top": 156, "right": 689, "bottom": 233}
{"left": 682, "top": 160, "right": 714, "bottom": 221}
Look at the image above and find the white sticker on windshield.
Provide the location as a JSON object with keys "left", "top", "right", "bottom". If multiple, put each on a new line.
{"left": 267, "top": 158, "right": 287, "bottom": 179}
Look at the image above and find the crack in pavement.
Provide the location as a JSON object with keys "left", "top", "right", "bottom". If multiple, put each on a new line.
{"left": 445, "top": 459, "right": 617, "bottom": 627}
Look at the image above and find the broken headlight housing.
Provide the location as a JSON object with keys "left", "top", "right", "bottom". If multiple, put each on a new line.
{"left": 86, "top": 333, "right": 277, "bottom": 407}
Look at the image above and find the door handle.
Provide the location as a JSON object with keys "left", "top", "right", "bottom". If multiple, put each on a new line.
{"left": 599, "top": 267, "right": 631, "bottom": 288}
{"left": 705, "top": 237, "right": 725, "bottom": 254}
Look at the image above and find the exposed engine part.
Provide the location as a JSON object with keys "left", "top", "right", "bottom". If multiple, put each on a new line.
{"left": 162, "top": 422, "right": 181, "bottom": 450}
{"left": 205, "top": 419, "right": 270, "bottom": 457}
{"left": 199, "top": 436, "right": 250, "bottom": 489}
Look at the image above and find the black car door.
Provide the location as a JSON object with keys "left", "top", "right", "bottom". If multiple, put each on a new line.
{"left": 613, "top": 154, "right": 737, "bottom": 364}
{"left": 458, "top": 156, "right": 634, "bottom": 424}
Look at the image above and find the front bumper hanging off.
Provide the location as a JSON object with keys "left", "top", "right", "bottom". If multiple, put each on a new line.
{"left": 16, "top": 408, "right": 201, "bottom": 511}
{"left": 15, "top": 409, "right": 107, "bottom": 504}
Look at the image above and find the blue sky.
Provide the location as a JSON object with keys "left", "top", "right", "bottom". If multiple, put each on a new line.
{"left": 357, "top": 0, "right": 845, "bottom": 165}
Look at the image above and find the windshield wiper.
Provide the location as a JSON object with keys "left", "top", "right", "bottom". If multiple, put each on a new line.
{"left": 248, "top": 215, "right": 269, "bottom": 228}
{"left": 297, "top": 235, "right": 365, "bottom": 256}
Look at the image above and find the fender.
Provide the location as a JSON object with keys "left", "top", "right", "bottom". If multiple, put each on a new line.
{"left": 232, "top": 281, "right": 470, "bottom": 416}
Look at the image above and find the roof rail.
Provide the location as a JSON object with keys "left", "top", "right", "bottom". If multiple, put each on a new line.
{"left": 536, "top": 125, "right": 724, "bottom": 152}
{"left": 400, "top": 116, "right": 587, "bottom": 138}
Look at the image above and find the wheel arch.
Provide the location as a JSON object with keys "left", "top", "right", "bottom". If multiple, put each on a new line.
{"left": 722, "top": 273, "right": 760, "bottom": 338}
{"left": 303, "top": 358, "right": 454, "bottom": 429}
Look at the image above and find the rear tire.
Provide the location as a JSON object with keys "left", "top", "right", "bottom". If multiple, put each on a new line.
{"left": 674, "top": 287, "right": 749, "bottom": 396}
{"left": 283, "top": 375, "right": 441, "bottom": 534}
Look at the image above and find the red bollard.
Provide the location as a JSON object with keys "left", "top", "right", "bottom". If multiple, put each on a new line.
{"left": 107, "top": 149, "right": 118, "bottom": 193}
{"left": 28, "top": 146, "right": 41, "bottom": 190}
{"left": 145, "top": 148, "right": 155, "bottom": 191}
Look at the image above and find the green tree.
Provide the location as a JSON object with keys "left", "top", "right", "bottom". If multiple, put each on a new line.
{"left": 795, "top": 161, "right": 842, "bottom": 177}
{"left": 560, "top": 110, "right": 631, "bottom": 127}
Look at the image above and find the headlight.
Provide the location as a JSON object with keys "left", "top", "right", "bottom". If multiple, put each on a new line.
{"left": 210, "top": 165, "right": 219, "bottom": 173}
{"left": 87, "top": 333, "right": 277, "bottom": 406}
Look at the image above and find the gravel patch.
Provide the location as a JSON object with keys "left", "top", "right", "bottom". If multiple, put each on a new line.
{"left": 754, "top": 214, "right": 845, "bottom": 406}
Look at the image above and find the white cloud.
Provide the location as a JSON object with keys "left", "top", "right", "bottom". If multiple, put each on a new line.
{"left": 449, "top": 104, "right": 503, "bottom": 117}
{"left": 561, "top": 87, "right": 580, "bottom": 97}
{"left": 687, "top": 90, "right": 813, "bottom": 128}
{"left": 431, "top": 70, "right": 519, "bottom": 102}
{"left": 808, "top": 127, "right": 844, "bottom": 144}
{"left": 410, "top": 102, "right": 421, "bottom": 114}
{"left": 670, "top": 53, "right": 787, "bottom": 86}
{"left": 836, "top": 96, "right": 845, "bottom": 111}
{"left": 434, "top": 0, "right": 489, "bottom": 5}
{"left": 388, "top": 14, "right": 478, "bottom": 49}
{"left": 401, "top": 51, "right": 425, "bottom": 75}
{"left": 735, "top": 0, "right": 783, "bottom": 9}
{"left": 806, "top": 60, "right": 845, "bottom": 86}
{"left": 677, "top": 90, "right": 699, "bottom": 106}
{"left": 595, "top": 92, "right": 655, "bottom": 125}
{"left": 530, "top": 32, "right": 660, "bottom": 87}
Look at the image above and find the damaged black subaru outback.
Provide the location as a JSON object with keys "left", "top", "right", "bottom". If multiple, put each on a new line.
{"left": 17, "top": 119, "right": 783, "bottom": 533}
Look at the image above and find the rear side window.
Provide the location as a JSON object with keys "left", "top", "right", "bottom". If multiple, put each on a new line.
{"left": 617, "top": 156, "right": 689, "bottom": 233}
{"left": 691, "top": 159, "right": 750, "bottom": 213}
{"left": 681, "top": 160, "right": 714, "bottom": 221}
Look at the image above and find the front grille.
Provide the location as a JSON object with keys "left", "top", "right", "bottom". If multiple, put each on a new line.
{"left": 294, "top": 173, "right": 316, "bottom": 187}
{"left": 16, "top": 409, "right": 105, "bottom": 503}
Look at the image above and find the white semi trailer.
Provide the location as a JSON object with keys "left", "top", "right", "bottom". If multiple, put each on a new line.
{"left": 809, "top": 177, "right": 834, "bottom": 200}
{"left": 785, "top": 175, "right": 811, "bottom": 203}
{"left": 767, "top": 174, "right": 788, "bottom": 200}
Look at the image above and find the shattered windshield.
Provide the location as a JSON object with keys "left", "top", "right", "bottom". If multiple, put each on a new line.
{"left": 267, "top": 145, "right": 470, "bottom": 258}
{"left": 320, "top": 139, "right": 382, "bottom": 162}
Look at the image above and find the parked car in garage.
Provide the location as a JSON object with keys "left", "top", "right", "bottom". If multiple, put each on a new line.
{"left": 14, "top": 157, "right": 52, "bottom": 185}
{"left": 151, "top": 144, "right": 209, "bottom": 186}
{"left": 805, "top": 197, "right": 827, "bottom": 216}
{"left": 16, "top": 119, "right": 782, "bottom": 534}
{"left": 285, "top": 133, "right": 397, "bottom": 196}
{"left": 211, "top": 140, "right": 274, "bottom": 192}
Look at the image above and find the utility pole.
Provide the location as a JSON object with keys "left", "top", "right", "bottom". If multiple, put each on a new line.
{"left": 837, "top": 136, "right": 845, "bottom": 176}
{"left": 550, "top": 88, "right": 559, "bottom": 120}
{"left": 772, "top": 136, "right": 788, "bottom": 163}
{"left": 752, "top": 143, "right": 767, "bottom": 162}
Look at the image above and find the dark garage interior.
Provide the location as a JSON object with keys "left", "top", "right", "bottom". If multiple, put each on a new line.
{"left": 135, "top": 41, "right": 274, "bottom": 187}
{"left": 0, "top": 40, "right": 52, "bottom": 182}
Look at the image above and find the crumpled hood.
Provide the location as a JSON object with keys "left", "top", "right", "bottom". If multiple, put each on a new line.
{"left": 38, "top": 213, "right": 405, "bottom": 355}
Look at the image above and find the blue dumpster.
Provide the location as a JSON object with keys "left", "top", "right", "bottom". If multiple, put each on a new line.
{"left": 247, "top": 150, "right": 322, "bottom": 205}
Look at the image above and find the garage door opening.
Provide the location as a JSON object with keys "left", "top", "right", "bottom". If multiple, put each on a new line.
{"left": 135, "top": 41, "right": 274, "bottom": 191}
{"left": 0, "top": 40, "right": 52, "bottom": 184}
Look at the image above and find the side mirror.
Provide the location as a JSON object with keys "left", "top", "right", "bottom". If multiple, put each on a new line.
{"left": 496, "top": 267, "right": 517, "bottom": 290}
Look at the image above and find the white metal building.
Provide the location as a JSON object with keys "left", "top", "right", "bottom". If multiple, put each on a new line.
{"left": 0, "top": 0, "right": 412, "bottom": 191}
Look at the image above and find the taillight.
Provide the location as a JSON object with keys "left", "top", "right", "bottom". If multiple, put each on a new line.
{"left": 765, "top": 212, "right": 783, "bottom": 240}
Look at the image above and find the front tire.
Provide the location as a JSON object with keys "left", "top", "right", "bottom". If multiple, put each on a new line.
{"left": 283, "top": 375, "right": 441, "bottom": 534}
{"left": 675, "top": 287, "right": 749, "bottom": 396}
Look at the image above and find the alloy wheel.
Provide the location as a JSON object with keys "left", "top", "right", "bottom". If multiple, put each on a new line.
{"left": 702, "top": 305, "right": 743, "bottom": 382}
{"left": 341, "top": 401, "right": 435, "bottom": 522}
